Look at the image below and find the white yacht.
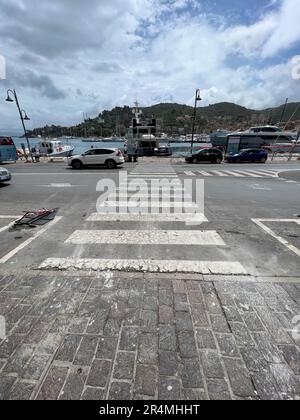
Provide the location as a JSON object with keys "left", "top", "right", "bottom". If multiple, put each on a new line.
{"left": 38, "top": 139, "right": 74, "bottom": 157}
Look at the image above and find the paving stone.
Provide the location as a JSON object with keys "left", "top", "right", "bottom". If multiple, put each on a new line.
{"left": 36, "top": 366, "right": 69, "bottom": 400}
{"left": 253, "top": 332, "right": 285, "bottom": 364}
{"left": 200, "top": 350, "right": 225, "bottom": 379}
{"left": 138, "top": 333, "right": 158, "bottom": 364}
{"left": 96, "top": 337, "right": 118, "bottom": 360}
{"left": 178, "top": 331, "right": 198, "bottom": 358}
{"left": 173, "top": 280, "right": 186, "bottom": 293}
{"left": 85, "top": 309, "right": 109, "bottom": 335}
{"left": 140, "top": 310, "right": 158, "bottom": 333}
{"left": 223, "top": 358, "right": 256, "bottom": 398}
{"left": 207, "top": 378, "right": 231, "bottom": 400}
{"left": 210, "top": 313, "right": 231, "bottom": 333}
{"left": 55, "top": 335, "right": 82, "bottom": 363}
{"left": 174, "top": 293, "right": 189, "bottom": 312}
{"left": 6, "top": 304, "right": 31, "bottom": 325}
{"left": 68, "top": 317, "right": 89, "bottom": 334}
{"left": 159, "top": 325, "right": 176, "bottom": 352}
{"left": 12, "top": 316, "right": 39, "bottom": 335}
{"left": 25, "top": 321, "right": 50, "bottom": 344}
{"left": 278, "top": 345, "right": 300, "bottom": 375}
{"left": 183, "top": 388, "right": 208, "bottom": 400}
{"left": 0, "top": 334, "right": 23, "bottom": 358}
{"left": 87, "top": 359, "right": 111, "bottom": 388}
{"left": 135, "top": 365, "right": 157, "bottom": 396}
{"left": 159, "top": 377, "right": 182, "bottom": 400}
{"left": 159, "top": 305, "right": 174, "bottom": 324}
{"left": 103, "top": 317, "right": 122, "bottom": 337}
{"left": 251, "top": 370, "right": 281, "bottom": 400}
{"left": 191, "top": 304, "right": 209, "bottom": 327}
{"left": 158, "top": 279, "right": 172, "bottom": 290}
{"left": 48, "top": 316, "right": 70, "bottom": 334}
{"left": 239, "top": 347, "right": 268, "bottom": 373}
{"left": 143, "top": 293, "right": 158, "bottom": 310}
{"left": 73, "top": 335, "right": 99, "bottom": 366}
{"left": 108, "top": 382, "right": 132, "bottom": 400}
{"left": 204, "top": 291, "right": 222, "bottom": 314}
{"left": 223, "top": 306, "right": 243, "bottom": 323}
{"left": 3, "top": 344, "right": 35, "bottom": 375}
{"left": 113, "top": 352, "right": 135, "bottom": 380}
{"left": 215, "top": 334, "right": 239, "bottom": 357}
{"left": 176, "top": 311, "right": 193, "bottom": 331}
{"left": 123, "top": 308, "right": 140, "bottom": 326}
{"left": 181, "top": 359, "right": 203, "bottom": 388}
{"left": 36, "top": 333, "right": 63, "bottom": 355}
{"left": 119, "top": 326, "right": 139, "bottom": 351}
{"left": 270, "top": 364, "right": 300, "bottom": 395}
{"left": 195, "top": 328, "right": 217, "bottom": 350}
{"left": 0, "top": 375, "right": 17, "bottom": 400}
{"left": 255, "top": 307, "right": 292, "bottom": 344}
{"left": 22, "top": 354, "right": 50, "bottom": 380}
{"left": 158, "top": 289, "right": 173, "bottom": 306}
{"left": 60, "top": 367, "right": 88, "bottom": 400}
{"left": 186, "top": 280, "right": 201, "bottom": 291}
{"left": 230, "top": 322, "right": 255, "bottom": 347}
{"left": 243, "top": 312, "right": 265, "bottom": 332}
{"left": 188, "top": 291, "right": 204, "bottom": 305}
{"left": 8, "top": 381, "right": 36, "bottom": 400}
{"left": 159, "top": 351, "right": 177, "bottom": 376}
{"left": 81, "top": 387, "right": 105, "bottom": 400}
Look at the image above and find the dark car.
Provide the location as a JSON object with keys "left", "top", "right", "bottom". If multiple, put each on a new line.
{"left": 225, "top": 148, "right": 268, "bottom": 163}
{"left": 185, "top": 148, "right": 223, "bottom": 164}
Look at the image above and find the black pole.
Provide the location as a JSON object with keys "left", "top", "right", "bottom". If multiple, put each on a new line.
{"left": 190, "top": 91, "right": 198, "bottom": 155}
{"left": 13, "top": 90, "right": 33, "bottom": 162}
{"left": 279, "top": 98, "right": 289, "bottom": 125}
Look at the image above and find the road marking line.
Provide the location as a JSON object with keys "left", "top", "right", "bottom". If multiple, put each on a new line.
{"left": 65, "top": 230, "right": 226, "bottom": 246}
{"left": 97, "top": 201, "right": 200, "bottom": 209}
{"left": 87, "top": 213, "right": 208, "bottom": 222}
{"left": 247, "top": 169, "right": 278, "bottom": 177}
{"left": 252, "top": 218, "right": 300, "bottom": 257}
{"left": 234, "top": 170, "right": 262, "bottom": 178}
{"left": 39, "top": 258, "right": 247, "bottom": 274}
{"left": 108, "top": 193, "right": 189, "bottom": 199}
{"left": 184, "top": 171, "right": 196, "bottom": 176}
{"left": 0, "top": 216, "right": 63, "bottom": 264}
{"left": 197, "top": 171, "right": 213, "bottom": 177}
{"left": 0, "top": 216, "right": 23, "bottom": 234}
{"left": 222, "top": 170, "right": 244, "bottom": 177}
{"left": 210, "top": 171, "right": 229, "bottom": 177}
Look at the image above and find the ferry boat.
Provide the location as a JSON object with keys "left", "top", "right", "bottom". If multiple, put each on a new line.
{"left": 38, "top": 139, "right": 74, "bottom": 157}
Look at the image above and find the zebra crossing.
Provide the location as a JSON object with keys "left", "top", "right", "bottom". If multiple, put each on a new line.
{"left": 39, "top": 165, "right": 247, "bottom": 275}
{"left": 184, "top": 169, "right": 279, "bottom": 178}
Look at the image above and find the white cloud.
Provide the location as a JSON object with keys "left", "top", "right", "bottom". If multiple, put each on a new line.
{"left": 0, "top": 0, "right": 299, "bottom": 130}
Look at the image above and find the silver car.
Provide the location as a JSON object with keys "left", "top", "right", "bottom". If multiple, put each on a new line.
{"left": 0, "top": 167, "right": 12, "bottom": 183}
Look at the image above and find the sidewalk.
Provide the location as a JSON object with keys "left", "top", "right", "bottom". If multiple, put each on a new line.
{"left": 0, "top": 271, "right": 299, "bottom": 400}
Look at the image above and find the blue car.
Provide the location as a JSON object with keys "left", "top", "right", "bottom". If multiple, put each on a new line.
{"left": 225, "top": 148, "right": 268, "bottom": 163}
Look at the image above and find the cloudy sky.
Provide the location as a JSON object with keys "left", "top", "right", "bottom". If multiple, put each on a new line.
{"left": 0, "top": 0, "right": 300, "bottom": 132}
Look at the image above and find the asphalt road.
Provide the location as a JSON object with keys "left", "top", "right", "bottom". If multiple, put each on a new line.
{"left": 0, "top": 160, "right": 299, "bottom": 279}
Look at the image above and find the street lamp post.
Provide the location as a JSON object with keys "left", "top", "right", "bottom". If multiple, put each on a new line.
{"left": 6, "top": 89, "right": 33, "bottom": 162}
{"left": 190, "top": 89, "right": 202, "bottom": 155}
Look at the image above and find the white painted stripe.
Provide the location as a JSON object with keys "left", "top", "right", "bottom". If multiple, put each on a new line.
{"left": 130, "top": 173, "right": 176, "bottom": 175}
{"left": 252, "top": 218, "right": 300, "bottom": 257}
{"left": 108, "top": 193, "right": 189, "bottom": 199}
{"left": 128, "top": 175, "right": 178, "bottom": 178}
{"left": 234, "top": 170, "right": 262, "bottom": 178}
{"left": 197, "top": 171, "right": 213, "bottom": 177}
{"left": 247, "top": 169, "right": 278, "bottom": 177}
{"left": 87, "top": 213, "right": 208, "bottom": 222}
{"left": 222, "top": 170, "right": 244, "bottom": 177}
{"left": 245, "top": 170, "right": 276, "bottom": 177}
{"left": 0, "top": 216, "right": 25, "bottom": 233}
{"left": 66, "top": 230, "right": 226, "bottom": 246}
{"left": 184, "top": 171, "right": 196, "bottom": 176}
{"left": 97, "top": 201, "right": 200, "bottom": 209}
{"left": 0, "top": 216, "right": 63, "bottom": 264}
{"left": 210, "top": 171, "right": 229, "bottom": 177}
{"left": 39, "top": 258, "right": 247, "bottom": 275}
{"left": 116, "top": 188, "right": 184, "bottom": 192}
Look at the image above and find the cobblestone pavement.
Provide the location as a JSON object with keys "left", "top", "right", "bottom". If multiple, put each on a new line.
{"left": 0, "top": 271, "right": 299, "bottom": 400}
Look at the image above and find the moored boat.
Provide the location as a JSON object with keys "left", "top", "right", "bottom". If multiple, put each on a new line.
{"left": 38, "top": 139, "right": 74, "bottom": 157}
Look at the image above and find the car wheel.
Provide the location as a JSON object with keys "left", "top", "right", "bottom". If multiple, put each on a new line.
{"left": 72, "top": 160, "right": 83, "bottom": 170}
{"left": 106, "top": 159, "right": 117, "bottom": 169}
{"left": 260, "top": 158, "right": 267, "bottom": 163}
{"left": 236, "top": 158, "right": 241, "bottom": 163}
{"left": 215, "top": 158, "right": 222, "bottom": 164}
{"left": 193, "top": 158, "right": 198, "bottom": 164}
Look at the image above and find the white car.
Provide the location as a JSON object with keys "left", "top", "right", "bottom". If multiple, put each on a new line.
{"left": 0, "top": 167, "right": 12, "bottom": 183}
{"left": 67, "top": 148, "right": 125, "bottom": 170}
